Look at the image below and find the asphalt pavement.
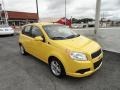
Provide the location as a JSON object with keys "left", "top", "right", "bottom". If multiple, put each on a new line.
{"left": 0, "top": 35, "right": 120, "bottom": 90}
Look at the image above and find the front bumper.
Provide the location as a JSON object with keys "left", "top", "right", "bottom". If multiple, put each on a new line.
{"left": 67, "top": 62, "right": 102, "bottom": 78}
{"left": 66, "top": 53, "right": 103, "bottom": 78}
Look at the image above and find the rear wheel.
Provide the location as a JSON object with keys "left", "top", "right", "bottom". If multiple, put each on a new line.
{"left": 49, "top": 58, "right": 65, "bottom": 78}
{"left": 20, "top": 45, "right": 27, "bottom": 55}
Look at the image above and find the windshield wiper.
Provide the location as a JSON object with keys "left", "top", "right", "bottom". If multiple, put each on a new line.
{"left": 51, "top": 37, "right": 66, "bottom": 40}
{"left": 66, "top": 35, "right": 76, "bottom": 39}
{"left": 66, "top": 34, "right": 80, "bottom": 39}
{"left": 76, "top": 34, "right": 80, "bottom": 37}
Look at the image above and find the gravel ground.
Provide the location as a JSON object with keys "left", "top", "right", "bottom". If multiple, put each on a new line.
{"left": 0, "top": 35, "right": 120, "bottom": 90}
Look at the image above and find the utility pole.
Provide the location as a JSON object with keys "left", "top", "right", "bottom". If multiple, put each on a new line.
{"left": 65, "top": 0, "right": 66, "bottom": 25}
{"left": 71, "top": 16, "right": 72, "bottom": 24}
{"left": 0, "top": 3, "right": 2, "bottom": 24}
{"left": 94, "top": 0, "right": 101, "bottom": 34}
{"left": 2, "top": 0, "right": 8, "bottom": 25}
{"left": 36, "top": 0, "right": 39, "bottom": 22}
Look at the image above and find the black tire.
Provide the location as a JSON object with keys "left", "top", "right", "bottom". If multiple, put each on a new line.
{"left": 49, "top": 58, "right": 66, "bottom": 78}
{"left": 19, "top": 45, "right": 27, "bottom": 55}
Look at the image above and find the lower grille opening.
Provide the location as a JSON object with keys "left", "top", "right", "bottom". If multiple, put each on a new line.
{"left": 76, "top": 68, "right": 90, "bottom": 74}
{"left": 94, "top": 59, "right": 102, "bottom": 69}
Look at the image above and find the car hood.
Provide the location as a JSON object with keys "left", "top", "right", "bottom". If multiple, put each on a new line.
{"left": 53, "top": 36, "right": 101, "bottom": 54}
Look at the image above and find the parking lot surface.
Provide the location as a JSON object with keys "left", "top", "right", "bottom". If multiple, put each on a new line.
{"left": 0, "top": 35, "right": 120, "bottom": 90}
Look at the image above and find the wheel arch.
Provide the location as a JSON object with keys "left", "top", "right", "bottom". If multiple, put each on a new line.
{"left": 48, "top": 56, "right": 66, "bottom": 72}
{"left": 19, "top": 42, "right": 22, "bottom": 46}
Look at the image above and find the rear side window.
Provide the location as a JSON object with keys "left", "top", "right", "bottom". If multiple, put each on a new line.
{"left": 22, "top": 26, "right": 31, "bottom": 36}
{"left": 31, "top": 26, "right": 43, "bottom": 38}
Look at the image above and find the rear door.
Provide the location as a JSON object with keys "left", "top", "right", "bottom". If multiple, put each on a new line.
{"left": 30, "top": 26, "right": 44, "bottom": 59}
{"left": 20, "top": 25, "right": 32, "bottom": 53}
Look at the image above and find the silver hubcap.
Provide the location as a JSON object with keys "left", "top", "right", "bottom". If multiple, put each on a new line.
{"left": 20, "top": 46, "right": 24, "bottom": 54}
{"left": 51, "top": 61, "right": 61, "bottom": 76}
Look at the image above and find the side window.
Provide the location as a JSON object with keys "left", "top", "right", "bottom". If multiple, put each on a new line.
{"left": 22, "top": 26, "right": 31, "bottom": 36}
{"left": 31, "top": 26, "right": 43, "bottom": 38}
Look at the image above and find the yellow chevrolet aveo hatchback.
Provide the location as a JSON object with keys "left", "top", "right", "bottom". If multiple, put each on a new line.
{"left": 19, "top": 22, "right": 103, "bottom": 78}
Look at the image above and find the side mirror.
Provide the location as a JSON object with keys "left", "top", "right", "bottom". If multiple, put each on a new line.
{"left": 34, "top": 36, "right": 43, "bottom": 41}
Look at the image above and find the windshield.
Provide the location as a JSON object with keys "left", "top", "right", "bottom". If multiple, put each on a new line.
{"left": 44, "top": 25, "right": 80, "bottom": 40}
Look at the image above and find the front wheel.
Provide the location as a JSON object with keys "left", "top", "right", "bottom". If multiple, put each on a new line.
{"left": 49, "top": 59, "right": 65, "bottom": 78}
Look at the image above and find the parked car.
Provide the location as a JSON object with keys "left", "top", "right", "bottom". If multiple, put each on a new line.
{"left": 72, "top": 24, "right": 79, "bottom": 28}
{"left": 19, "top": 22, "right": 103, "bottom": 78}
{"left": 0, "top": 25, "right": 14, "bottom": 35}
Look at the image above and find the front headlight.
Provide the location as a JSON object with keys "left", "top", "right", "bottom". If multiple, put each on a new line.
{"left": 70, "top": 52, "right": 87, "bottom": 61}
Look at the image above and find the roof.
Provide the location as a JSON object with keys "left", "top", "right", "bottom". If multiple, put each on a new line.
{"left": 37, "top": 22, "right": 56, "bottom": 25}
{"left": 37, "top": 22, "right": 63, "bottom": 26}
{"left": 5, "top": 11, "right": 38, "bottom": 20}
{"left": 24, "top": 22, "right": 62, "bottom": 26}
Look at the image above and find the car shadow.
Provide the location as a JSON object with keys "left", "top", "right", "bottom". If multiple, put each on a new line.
{"left": 0, "top": 35, "right": 14, "bottom": 38}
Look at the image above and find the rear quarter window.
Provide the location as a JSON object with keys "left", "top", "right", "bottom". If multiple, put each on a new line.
{"left": 22, "top": 26, "right": 31, "bottom": 36}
